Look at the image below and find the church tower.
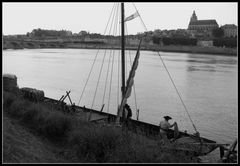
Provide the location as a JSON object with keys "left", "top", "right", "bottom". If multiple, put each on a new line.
{"left": 190, "top": 10, "right": 198, "bottom": 22}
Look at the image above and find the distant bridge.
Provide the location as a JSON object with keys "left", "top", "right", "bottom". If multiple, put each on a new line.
{"left": 3, "top": 38, "right": 66, "bottom": 49}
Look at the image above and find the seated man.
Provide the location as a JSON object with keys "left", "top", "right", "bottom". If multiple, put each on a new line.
{"left": 159, "top": 116, "right": 178, "bottom": 143}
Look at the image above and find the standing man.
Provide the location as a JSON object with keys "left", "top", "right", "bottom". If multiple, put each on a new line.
{"left": 122, "top": 103, "right": 132, "bottom": 128}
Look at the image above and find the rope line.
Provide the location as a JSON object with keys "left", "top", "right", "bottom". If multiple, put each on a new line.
{"left": 132, "top": 3, "right": 198, "bottom": 133}
{"left": 77, "top": 3, "right": 117, "bottom": 106}
{"left": 117, "top": 49, "right": 120, "bottom": 106}
{"left": 132, "top": 3, "right": 148, "bottom": 31}
{"left": 157, "top": 51, "right": 198, "bottom": 133}
{"left": 102, "top": 4, "right": 120, "bottom": 108}
{"left": 117, "top": 5, "right": 121, "bottom": 107}
{"left": 107, "top": 50, "right": 116, "bottom": 113}
{"left": 91, "top": 3, "right": 119, "bottom": 109}
{"left": 107, "top": 3, "right": 119, "bottom": 113}
{"left": 77, "top": 49, "right": 100, "bottom": 106}
{"left": 102, "top": 50, "right": 112, "bottom": 106}
{"left": 91, "top": 49, "right": 107, "bottom": 109}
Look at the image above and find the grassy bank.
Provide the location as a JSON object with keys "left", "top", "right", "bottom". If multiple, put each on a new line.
{"left": 3, "top": 89, "right": 199, "bottom": 163}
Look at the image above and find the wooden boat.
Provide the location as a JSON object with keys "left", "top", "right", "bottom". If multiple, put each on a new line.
{"left": 44, "top": 95, "right": 225, "bottom": 157}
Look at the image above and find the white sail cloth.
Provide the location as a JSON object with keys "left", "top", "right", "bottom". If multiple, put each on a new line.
{"left": 124, "top": 11, "right": 139, "bottom": 22}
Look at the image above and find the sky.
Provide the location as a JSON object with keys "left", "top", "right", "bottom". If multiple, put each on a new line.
{"left": 3, "top": 2, "right": 238, "bottom": 35}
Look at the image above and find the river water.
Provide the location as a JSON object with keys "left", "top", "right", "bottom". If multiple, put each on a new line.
{"left": 3, "top": 48, "right": 238, "bottom": 144}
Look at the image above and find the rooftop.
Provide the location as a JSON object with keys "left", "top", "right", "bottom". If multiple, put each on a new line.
{"left": 189, "top": 20, "right": 218, "bottom": 26}
{"left": 221, "top": 24, "right": 237, "bottom": 29}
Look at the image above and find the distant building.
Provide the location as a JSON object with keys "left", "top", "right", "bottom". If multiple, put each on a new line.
{"left": 188, "top": 11, "right": 219, "bottom": 37}
{"left": 197, "top": 40, "right": 213, "bottom": 47}
{"left": 221, "top": 24, "right": 238, "bottom": 38}
{"left": 66, "top": 31, "right": 72, "bottom": 36}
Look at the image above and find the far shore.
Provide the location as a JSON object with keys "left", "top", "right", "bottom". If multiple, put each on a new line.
{"left": 3, "top": 43, "right": 237, "bottom": 56}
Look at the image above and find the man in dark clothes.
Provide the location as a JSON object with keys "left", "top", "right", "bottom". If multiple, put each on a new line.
{"left": 123, "top": 103, "right": 132, "bottom": 128}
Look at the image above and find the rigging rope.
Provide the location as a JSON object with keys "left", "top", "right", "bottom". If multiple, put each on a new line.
{"left": 117, "top": 49, "right": 120, "bottom": 106}
{"left": 77, "top": 3, "right": 117, "bottom": 106}
{"left": 132, "top": 3, "right": 198, "bottom": 133}
{"left": 91, "top": 3, "right": 119, "bottom": 109}
{"left": 107, "top": 3, "right": 120, "bottom": 113}
{"left": 157, "top": 52, "right": 198, "bottom": 133}
{"left": 91, "top": 49, "right": 107, "bottom": 109}
{"left": 132, "top": 3, "right": 148, "bottom": 32}
{"left": 102, "top": 50, "right": 112, "bottom": 106}
{"left": 117, "top": 9, "right": 121, "bottom": 107}
{"left": 101, "top": 4, "right": 121, "bottom": 107}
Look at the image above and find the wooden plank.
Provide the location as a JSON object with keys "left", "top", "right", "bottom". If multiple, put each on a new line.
{"left": 66, "top": 91, "right": 73, "bottom": 105}
{"left": 90, "top": 117, "right": 108, "bottom": 122}
{"left": 100, "top": 104, "right": 105, "bottom": 112}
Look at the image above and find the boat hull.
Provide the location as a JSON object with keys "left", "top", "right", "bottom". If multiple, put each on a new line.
{"left": 43, "top": 96, "right": 219, "bottom": 156}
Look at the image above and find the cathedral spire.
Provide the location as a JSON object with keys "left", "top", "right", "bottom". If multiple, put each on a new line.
{"left": 190, "top": 10, "right": 198, "bottom": 22}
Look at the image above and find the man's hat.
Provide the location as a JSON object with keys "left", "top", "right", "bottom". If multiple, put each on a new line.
{"left": 164, "top": 116, "right": 172, "bottom": 120}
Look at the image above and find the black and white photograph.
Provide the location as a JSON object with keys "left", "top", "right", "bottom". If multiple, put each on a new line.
{"left": 2, "top": 2, "right": 238, "bottom": 164}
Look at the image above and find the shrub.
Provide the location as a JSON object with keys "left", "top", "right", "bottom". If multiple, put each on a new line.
{"left": 3, "top": 91, "right": 17, "bottom": 108}
{"left": 21, "top": 104, "right": 49, "bottom": 130}
{"left": 68, "top": 125, "right": 122, "bottom": 162}
{"left": 213, "top": 38, "right": 237, "bottom": 48}
{"left": 43, "top": 112, "right": 73, "bottom": 140}
{"left": 162, "top": 37, "right": 197, "bottom": 46}
{"left": 20, "top": 103, "right": 73, "bottom": 141}
{"left": 8, "top": 98, "right": 30, "bottom": 118}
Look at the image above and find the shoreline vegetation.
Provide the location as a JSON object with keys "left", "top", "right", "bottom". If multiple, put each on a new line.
{"left": 3, "top": 42, "right": 237, "bottom": 56}
{"left": 3, "top": 89, "right": 200, "bottom": 163}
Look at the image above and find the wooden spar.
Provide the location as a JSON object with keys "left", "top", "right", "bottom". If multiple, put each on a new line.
{"left": 58, "top": 95, "right": 64, "bottom": 102}
{"left": 121, "top": 2, "right": 125, "bottom": 99}
{"left": 66, "top": 91, "right": 73, "bottom": 105}
{"left": 100, "top": 104, "right": 105, "bottom": 112}
{"left": 61, "top": 91, "right": 71, "bottom": 102}
{"left": 115, "top": 2, "right": 125, "bottom": 125}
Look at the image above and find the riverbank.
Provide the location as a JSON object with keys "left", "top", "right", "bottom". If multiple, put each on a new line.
{"left": 3, "top": 89, "right": 199, "bottom": 163}
{"left": 3, "top": 41, "right": 237, "bottom": 56}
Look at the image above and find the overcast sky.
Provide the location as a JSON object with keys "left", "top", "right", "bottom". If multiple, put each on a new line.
{"left": 3, "top": 2, "right": 238, "bottom": 35}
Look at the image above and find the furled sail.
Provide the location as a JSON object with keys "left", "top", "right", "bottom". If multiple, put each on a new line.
{"left": 116, "top": 39, "right": 142, "bottom": 125}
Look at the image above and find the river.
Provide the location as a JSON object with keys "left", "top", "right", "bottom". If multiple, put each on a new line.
{"left": 3, "top": 48, "right": 238, "bottom": 144}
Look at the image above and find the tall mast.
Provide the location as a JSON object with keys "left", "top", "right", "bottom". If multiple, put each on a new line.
{"left": 121, "top": 2, "right": 125, "bottom": 99}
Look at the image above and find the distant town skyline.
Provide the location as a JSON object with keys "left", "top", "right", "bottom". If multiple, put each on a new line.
{"left": 3, "top": 2, "right": 238, "bottom": 35}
